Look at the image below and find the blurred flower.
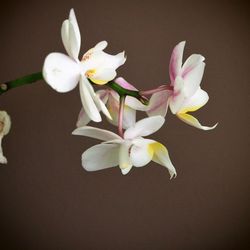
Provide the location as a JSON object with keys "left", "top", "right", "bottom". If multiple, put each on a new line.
{"left": 73, "top": 116, "right": 176, "bottom": 178}
{"left": 76, "top": 77, "right": 147, "bottom": 128}
{"left": 43, "top": 9, "right": 126, "bottom": 122}
{"left": 0, "top": 111, "right": 11, "bottom": 164}
{"left": 147, "top": 41, "right": 217, "bottom": 130}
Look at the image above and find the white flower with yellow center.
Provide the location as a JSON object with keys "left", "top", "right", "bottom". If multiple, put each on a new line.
{"left": 72, "top": 116, "right": 176, "bottom": 178}
{"left": 0, "top": 111, "right": 11, "bottom": 164}
{"left": 43, "top": 9, "right": 126, "bottom": 122}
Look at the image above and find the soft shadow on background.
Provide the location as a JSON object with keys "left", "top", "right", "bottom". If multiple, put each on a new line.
{"left": 0, "top": 0, "right": 249, "bottom": 249}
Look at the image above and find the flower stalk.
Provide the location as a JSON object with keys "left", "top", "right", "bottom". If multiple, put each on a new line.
{"left": 118, "top": 95, "right": 126, "bottom": 138}
{"left": 0, "top": 72, "right": 149, "bottom": 105}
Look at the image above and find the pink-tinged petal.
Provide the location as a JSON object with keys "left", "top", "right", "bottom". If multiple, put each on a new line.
{"left": 169, "top": 41, "right": 186, "bottom": 84}
{"left": 169, "top": 77, "right": 186, "bottom": 114}
{"left": 179, "top": 88, "right": 209, "bottom": 114}
{"left": 96, "top": 89, "right": 109, "bottom": 104}
{"left": 177, "top": 113, "right": 218, "bottom": 130}
{"left": 115, "top": 77, "right": 138, "bottom": 91}
{"left": 106, "top": 93, "right": 119, "bottom": 123}
{"left": 72, "top": 126, "right": 122, "bottom": 141}
{"left": 146, "top": 90, "right": 171, "bottom": 117}
{"left": 43, "top": 52, "right": 81, "bottom": 93}
{"left": 82, "top": 143, "right": 120, "bottom": 172}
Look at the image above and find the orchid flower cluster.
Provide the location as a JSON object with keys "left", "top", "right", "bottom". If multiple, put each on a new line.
{"left": 0, "top": 9, "right": 217, "bottom": 178}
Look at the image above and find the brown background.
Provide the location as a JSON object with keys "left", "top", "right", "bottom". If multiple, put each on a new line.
{"left": 0, "top": 0, "right": 249, "bottom": 249}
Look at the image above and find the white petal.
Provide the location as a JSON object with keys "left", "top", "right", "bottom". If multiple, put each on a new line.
{"left": 121, "top": 166, "right": 133, "bottom": 175}
{"left": 179, "top": 88, "right": 209, "bottom": 113}
{"left": 181, "top": 54, "right": 205, "bottom": 78}
{"left": 119, "top": 142, "right": 133, "bottom": 174}
{"left": 177, "top": 113, "right": 218, "bottom": 130}
{"left": 79, "top": 76, "right": 101, "bottom": 122}
{"left": 89, "top": 68, "right": 117, "bottom": 85}
{"left": 72, "top": 126, "right": 122, "bottom": 141}
{"left": 130, "top": 138, "right": 154, "bottom": 167}
{"left": 94, "top": 96, "right": 112, "bottom": 120}
{"left": 169, "top": 41, "right": 185, "bottom": 84}
{"left": 122, "top": 106, "right": 136, "bottom": 129}
{"left": 125, "top": 96, "right": 148, "bottom": 111}
{"left": 124, "top": 116, "right": 165, "bottom": 140}
{"left": 94, "top": 51, "right": 126, "bottom": 70}
{"left": 76, "top": 108, "right": 91, "bottom": 127}
{"left": 76, "top": 90, "right": 109, "bottom": 127}
{"left": 84, "top": 82, "right": 112, "bottom": 120}
{"left": 183, "top": 61, "right": 205, "bottom": 97}
{"left": 43, "top": 53, "right": 80, "bottom": 92}
{"left": 0, "top": 136, "right": 7, "bottom": 164}
{"left": 69, "top": 9, "right": 81, "bottom": 45}
{"left": 0, "top": 111, "right": 11, "bottom": 164}
{"left": 94, "top": 41, "right": 108, "bottom": 51}
{"left": 102, "top": 51, "right": 126, "bottom": 69}
{"left": 0, "top": 111, "right": 11, "bottom": 136}
{"left": 95, "top": 90, "right": 112, "bottom": 119}
{"left": 82, "top": 143, "right": 119, "bottom": 171}
{"left": 0, "top": 154, "right": 7, "bottom": 164}
{"left": 61, "top": 9, "right": 81, "bottom": 61}
{"left": 150, "top": 142, "right": 177, "bottom": 179}
{"left": 146, "top": 90, "right": 170, "bottom": 117}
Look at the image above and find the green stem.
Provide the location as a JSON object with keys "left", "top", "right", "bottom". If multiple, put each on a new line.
{"left": 0, "top": 72, "right": 43, "bottom": 94}
{"left": 0, "top": 72, "right": 149, "bottom": 105}
{"left": 106, "top": 81, "right": 148, "bottom": 105}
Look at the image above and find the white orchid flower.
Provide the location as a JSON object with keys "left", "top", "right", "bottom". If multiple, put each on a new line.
{"left": 72, "top": 116, "right": 176, "bottom": 178}
{"left": 76, "top": 77, "right": 147, "bottom": 128}
{"left": 147, "top": 41, "right": 217, "bottom": 130}
{"left": 0, "top": 111, "right": 11, "bottom": 164}
{"left": 43, "top": 9, "right": 126, "bottom": 122}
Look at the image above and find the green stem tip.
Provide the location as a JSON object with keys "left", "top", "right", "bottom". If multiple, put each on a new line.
{"left": 0, "top": 72, "right": 43, "bottom": 94}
